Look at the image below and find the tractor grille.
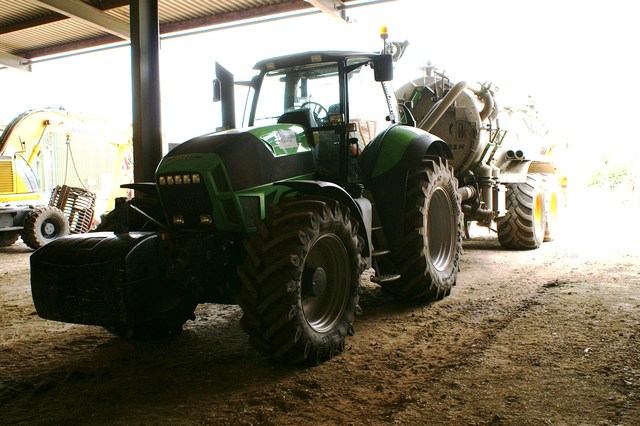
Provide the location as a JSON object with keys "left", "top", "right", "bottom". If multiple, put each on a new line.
{"left": 0, "top": 157, "right": 15, "bottom": 193}
{"left": 158, "top": 175, "right": 213, "bottom": 229}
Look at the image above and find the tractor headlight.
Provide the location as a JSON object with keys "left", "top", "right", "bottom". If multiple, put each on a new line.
{"left": 158, "top": 173, "right": 201, "bottom": 186}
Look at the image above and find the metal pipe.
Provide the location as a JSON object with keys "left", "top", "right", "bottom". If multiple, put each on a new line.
{"left": 505, "top": 149, "right": 525, "bottom": 160}
{"left": 418, "top": 80, "right": 468, "bottom": 132}
{"left": 467, "top": 83, "right": 495, "bottom": 122}
{"left": 418, "top": 79, "right": 497, "bottom": 133}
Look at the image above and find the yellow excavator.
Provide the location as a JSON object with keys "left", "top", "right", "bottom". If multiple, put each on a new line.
{"left": 0, "top": 107, "right": 132, "bottom": 249}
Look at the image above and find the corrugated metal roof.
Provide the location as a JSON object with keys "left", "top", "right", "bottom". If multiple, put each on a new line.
{"left": 0, "top": 0, "right": 385, "bottom": 66}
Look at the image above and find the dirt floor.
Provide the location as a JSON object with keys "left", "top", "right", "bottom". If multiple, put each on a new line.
{"left": 1, "top": 188, "right": 639, "bottom": 425}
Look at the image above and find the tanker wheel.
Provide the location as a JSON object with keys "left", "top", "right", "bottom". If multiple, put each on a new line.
{"left": 497, "top": 173, "right": 546, "bottom": 250}
{"left": 21, "top": 206, "right": 70, "bottom": 250}
{"left": 541, "top": 173, "right": 562, "bottom": 242}
{"left": 237, "top": 196, "right": 364, "bottom": 365}
{"left": 0, "top": 231, "right": 20, "bottom": 247}
{"left": 382, "top": 155, "right": 462, "bottom": 302}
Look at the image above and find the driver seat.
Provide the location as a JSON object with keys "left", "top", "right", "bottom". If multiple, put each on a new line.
{"left": 277, "top": 108, "right": 318, "bottom": 133}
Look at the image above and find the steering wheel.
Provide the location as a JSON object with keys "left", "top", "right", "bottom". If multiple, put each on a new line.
{"left": 301, "top": 101, "right": 328, "bottom": 124}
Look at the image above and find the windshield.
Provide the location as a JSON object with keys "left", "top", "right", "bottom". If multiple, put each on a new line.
{"left": 252, "top": 62, "right": 340, "bottom": 127}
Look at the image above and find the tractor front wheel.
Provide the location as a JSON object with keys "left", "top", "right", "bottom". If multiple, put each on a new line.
{"left": 238, "top": 196, "right": 363, "bottom": 365}
{"left": 21, "top": 206, "right": 69, "bottom": 250}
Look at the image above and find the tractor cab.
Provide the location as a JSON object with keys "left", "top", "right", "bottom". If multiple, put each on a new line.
{"left": 218, "top": 52, "right": 399, "bottom": 187}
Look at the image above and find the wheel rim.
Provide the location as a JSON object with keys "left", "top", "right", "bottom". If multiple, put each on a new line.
{"left": 42, "top": 220, "right": 60, "bottom": 238}
{"left": 301, "top": 234, "right": 350, "bottom": 333}
{"left": 427, "top": 187, "right": 455, "bottom": 272}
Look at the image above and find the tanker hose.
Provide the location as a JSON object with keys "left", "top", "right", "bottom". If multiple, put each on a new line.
{"left": 468, "top": 83, "right": 495, "bottom": 122}
{"left": 418, "top": 80, "right": 468, "bottom": 132}
{"left": 458, "top": 185, "right": 477, "bottom": 202}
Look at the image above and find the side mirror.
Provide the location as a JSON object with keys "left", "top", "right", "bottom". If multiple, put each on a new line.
{"left": 213, "top": 62, "right": 236, "bottom": 129}
{"left": 373, "top": 54, "right": 393, "bottom": 82}
{"left": 212, "top": 79, "right": 221, "bottom": 102}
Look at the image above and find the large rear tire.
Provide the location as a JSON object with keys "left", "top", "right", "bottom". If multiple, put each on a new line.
{"left": 382, "top": 155, "right": 463, "bottom": 302}
{"left": 497, "top": 173, "right": 546, "bottom": 250}
{"left": 237, "top": 196, "right": 364, "bottom": 365}
{"left": 21, "top": 206, "right": 69, "bottom": 250}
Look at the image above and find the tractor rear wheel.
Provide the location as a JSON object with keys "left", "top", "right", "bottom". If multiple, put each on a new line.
{"left": 21, "top": 206, "right": 69, "bottom": 250}
{"left": 237, "top": 196, "right": 364, "bottom": 365}
{"left": 0, "top": 231, "right": 19, "bottom": 247}
{"left": 382, "top": 155, "right": 462, "bottom": 302}
{"left": 497, "top": 173, "right": 546, "bottom": 249}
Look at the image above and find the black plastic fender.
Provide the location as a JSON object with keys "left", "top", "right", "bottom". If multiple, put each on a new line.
{"left": 274, "top": 180, "right": 372, "bottom": 258}
{"left": 360, "top": 125, "right": 453, "bottom": 252}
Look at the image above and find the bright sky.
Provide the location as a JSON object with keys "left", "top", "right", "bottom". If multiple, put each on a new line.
{"left": 0, "top": 0, "right": 638, "bottom": 185}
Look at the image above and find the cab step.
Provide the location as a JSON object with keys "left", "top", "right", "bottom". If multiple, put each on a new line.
{"left": 371, "top": 274, "right": 401, "bottom": 284}
{"left": 372, "top": 249, "right": 391, "bottom": 257}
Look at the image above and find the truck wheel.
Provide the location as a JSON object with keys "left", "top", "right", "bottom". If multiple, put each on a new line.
{"left": 383, "top": 155, "right": 462, "bottom": 302}
{"left": 497, "top": 173, "right": 545, "bottom": 250}
{"left": 237, "top": 196, "right": 364, "bottom": 365}
{"left": 0, "top": 231, "right": 20, "bottom": 247}
{"left": 21, "top": 206, "right": 70, "bottom": 250}
{"left": 541, "top": 173, "right": 562, "bottom": 242}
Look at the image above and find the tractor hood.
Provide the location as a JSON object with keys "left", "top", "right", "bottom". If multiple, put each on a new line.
{"left": 155, "top": 124, "right": 316, "bottom": 233}
{"left": 158, "top": 124, "right": 314, "bottom": 192}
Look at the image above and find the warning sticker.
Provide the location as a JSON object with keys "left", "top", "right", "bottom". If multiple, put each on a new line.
{"left": 274, "top": 130, "right": 298, "bottom": 150}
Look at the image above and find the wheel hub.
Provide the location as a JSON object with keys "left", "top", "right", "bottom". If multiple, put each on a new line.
{"left": 302, "top": 266, "right": 327, "bottom": 298}
{"left": 43, "top": 221, "right": 56, "bottom": 237}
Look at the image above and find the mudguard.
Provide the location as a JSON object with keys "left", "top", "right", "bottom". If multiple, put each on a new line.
{"left": 30, "top": 232, "right": 177, "bottom": 328}
{"left": 359, "top": 125, "right": 453, "bottom": 251}
{"left": 274, "top": 180, "right": 372, "bottom": 257}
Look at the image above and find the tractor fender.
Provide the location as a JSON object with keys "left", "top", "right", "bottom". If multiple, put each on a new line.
{"left": 360, "top": 125, "right": 453, "bottom": 251}
{"left": 274, "top": 180, "right": 371, "bottom": 257}
{"left": 360, "top": 124, "right": 452, "bottom": 180}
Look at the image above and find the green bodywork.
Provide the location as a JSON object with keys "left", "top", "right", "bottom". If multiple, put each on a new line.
{"left": 368, "top": 126, "right": 424, "bottom": 178}
{"left": 156, "top": 124, "right": 315, "bottom": 234}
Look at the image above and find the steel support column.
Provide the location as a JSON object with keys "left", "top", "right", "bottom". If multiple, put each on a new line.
{"left": 130, "top": 0, "right": 162, "bottom": 183}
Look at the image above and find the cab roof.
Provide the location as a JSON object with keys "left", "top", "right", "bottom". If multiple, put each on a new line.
{"left": 253, "top": 51, "right": 379, "bottom": 73}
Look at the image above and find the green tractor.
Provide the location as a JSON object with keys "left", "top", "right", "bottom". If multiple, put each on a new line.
{"left": 30, "top": 48, "right": 463, "bottom": 364}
